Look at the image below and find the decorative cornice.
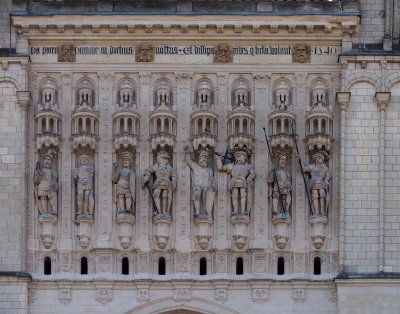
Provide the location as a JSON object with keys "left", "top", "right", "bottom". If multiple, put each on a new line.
{"left": 12, "top": 15, "right": 359, "bottom": 37}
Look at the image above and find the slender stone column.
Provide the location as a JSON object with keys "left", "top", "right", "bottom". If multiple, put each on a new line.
{"left": 336, "top": 92, "right": 350, "bottom": 272}
{"left": 17, "top": 90, "right": 31, "bottom": 271}
{"left": 376, "top": 92, "right": 391, "bottom": 272}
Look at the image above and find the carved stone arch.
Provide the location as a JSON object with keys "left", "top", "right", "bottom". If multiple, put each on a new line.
{"left": 308, "top": 77, "right": 330, "bottom": 111}
{"left": 346, "top": 72, "right": 382, "bottom": 92}
{"left": 386, "top": 72, "right": 400, "bottom": 91}
{"left": 125, "top": 297, "right": 240, "bottom": 314}
{"left": 231, "top": 77, "right": 251, "bottom": 109}
{"left": 116, "top": 77, "right": 137, "bottom": 106}
{"left": 271, "top": 77, "right": 293, "bottom": 111}
{"left": 75, "top": 77, "right": 96, "bottom": 108}
{"left": 153, "top": 77, "right": 174, "bottom": 108}
{"left": 37, "top": 76, "right": 59, "bottom": 106}
{"left": 194, "top": 78, "right": 215, "bottom": 108}
{"left": 0, "top": 77, "right": 21, "bottom": 91}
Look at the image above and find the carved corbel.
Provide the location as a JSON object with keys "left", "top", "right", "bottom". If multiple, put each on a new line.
{"left": 375, "top": 92, "right": 391, "bottom": 111}
{"left": 17, "top": 91, "right": 31, "bottom": 111}
{"left": 180, "top": 24, "right": 189, "bottom": 33}
{"left": 270, "top": 25, "right": 278, "bottom": 33}
{"left": 163, "top": 24, "right": 171, "bottom": 33}
{"left": 74, "top": 25, "right": 82, "bottom": 33}
{"left": 336, "top": 92, "right": 351, "bottom": 111}
{"left": 252, "top": 25, "right": 260, "bottom": 33}
{"left": 109, "top": 25, "right": 118, "bottom": 33}
{"left": 234, "top": 25, "right": 242, "bottom": 33}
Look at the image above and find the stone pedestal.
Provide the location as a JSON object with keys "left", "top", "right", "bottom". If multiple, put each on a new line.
{"left": 116, "top": 213, "right": 135, "bottom": 249}
{"left": 309, "top": 215, "right": 328, "bottom": 249}
{"left": 272, "top": 217, "right": 291, "bottom": 249}
{"left": 231, "top": 214, "right": 250, "bottom": 250}
{"left": 194, "top": 216, "right": 213, "bottom": 250}
{"left": 38, "top": 215, "right": 57, "bottom": 249}
{"left": 75, "top": 216, "right": 94, "bottom": 249}
{"left": 153, "top": 214, "right": 172, "bottom": 250}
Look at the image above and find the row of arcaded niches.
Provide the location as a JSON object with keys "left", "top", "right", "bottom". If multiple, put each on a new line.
{"left": 32, "top": 74, "right": 335, "bottom": 255}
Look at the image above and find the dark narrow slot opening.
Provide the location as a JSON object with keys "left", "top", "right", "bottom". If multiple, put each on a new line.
{"left": 122, "top": 257, "right": 129, "bottom": 275}
{"left": 314, "top": 257, "right": 321, "bottom": 275}
{"left": 158, "top": 257, "right": 166, "bottom": 275}
{"left": 277, "top": 257, "right": 285, "bottom": 275}
{"left": 44, "top": 257, "right": 51, "bottom": 275}
{"left": 81, "top": 257, "right": 88, "bottom": 275}
{"left": 200, "top": 257, "right": 207, "bottom": 276}
{"left": 236, "top": 257, "right": 244, "bottom": 275}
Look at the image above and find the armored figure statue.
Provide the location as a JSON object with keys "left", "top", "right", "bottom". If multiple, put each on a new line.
{"left": 143, "top": 150, "right": 177, "bottom": 215}
{"left": 268, "top": 154, "right": 292, "bottom": 218}
{"left": 184, "top": 146, "right": 216, "bottom": 217}
{"left": 303, "top": 151, "right": 330, "bottom": 216}
{"left": 216, "top": 149, "right": 256, "bottom": 215}
{"left": 112, "top": 152, "right": 136, "bottom": 215}
{"left": 34, "top": 150, "right": 58, "bottom": 217}
{"left": 74, "top": 154, "right": 94, "bottom": 217}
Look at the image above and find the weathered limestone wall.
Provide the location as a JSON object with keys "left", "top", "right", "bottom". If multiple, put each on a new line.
{"left": 28, "top": 280, "right": 336, "bottom": 314}
{"left": 353, "top": 0, "right": 385, "bottom": 45}
{"left": 0, "top": 276, "right": 29, "bottom": 314}
{"left": 337, "top": 279, "right": 400, "bottom": 314}
{"left": 0, "top": 0, "right": 12, "bottom": 48}
{"left": 385, "top": 81, "right": 400, "bottom": 272}
{"left": 340, "top": 57, "right": 400, "bottom": 273}
{"left": 344, "top": 82, "right": 380, "bottom": 273}
{"left": 0, "top": 59, "right": 29, "bottom": 272}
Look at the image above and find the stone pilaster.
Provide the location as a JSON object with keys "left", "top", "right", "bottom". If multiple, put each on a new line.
{"left": 252, "top": 74, "right": 270, "bottom": 249}
{"left": 336, "top": 91, "right": 350, "bottom": 272}
{"left": 137, "top": 72, "right": 152, "bottom": 251}
{"left": 376, "top": 91, "right": 391, "bottom": 272}
{"left": 174, "top": 72, "right": 193, "bottom": 251}
{"left": 95, "top": 72, "right": 115, "bottom": 248}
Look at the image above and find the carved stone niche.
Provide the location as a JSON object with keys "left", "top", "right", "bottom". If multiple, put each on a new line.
{"left": 232, "top": 80, "right": 251, "bottom": 110}
{"left": 267, "top": 111, "right": 296, "bottom": 153}
{"left": 34, "top": 149, "right": 59, "bottom": 249}
{"left": 305, "top": 112, "right": 334, "bottom": 154}
{"left": 113, "top": 111, "right": 140, "bottom": 151}
{"left": 73, "top": 153, "right": 95, "bottom": 249}
{"left": 273, "top": 80, "right": 292, "bottom": 112}
{"left": 116, "top": 79, "right": 136, "bottom": 109}
{"left": 231, "top": 215, "right": 250, "bottom": 250}
{"left": 71, "top": 110, "right": 99, "bottom": 151}
{"left": 190, "top": 111, "right": 218, "bottom": 150}
{"left": 309, "top": 215, "right": 328, "bottom": 250}
{"left": 149, "top": 108, "right": 177, "bottom": 151}
{"left": 227, "top": 109, "right": 255, "bottom": 151}
{"left": 194, "top": 80, "right": 214, "bottom": 110}
{"left": 113, "top": 150, "right": 137, "bottom": 249}
{"left": 36, "top": 80, "right": 62, "bottom": 150}
{"left": 195, "top": 216, "right": 213, "bottom": 250}
{"left": 304, "top": 81, "right": 334, "bottom": 154}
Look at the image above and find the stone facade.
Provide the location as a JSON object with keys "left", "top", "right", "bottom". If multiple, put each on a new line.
{"left": 0, "top": 1, "right": 400, "bottom": 313}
